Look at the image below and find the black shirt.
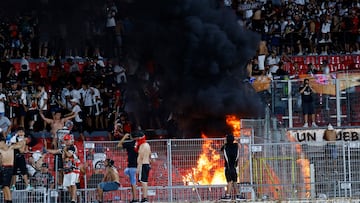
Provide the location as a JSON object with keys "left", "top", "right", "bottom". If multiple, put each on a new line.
{"left": 122, "top": 140, "right": 138, "bottom": 168}
{"left": 221, "top": 143, "right": 238, "bottom": 168}
{"left": 299, "top": 85, "right": 313, "bottom": 103}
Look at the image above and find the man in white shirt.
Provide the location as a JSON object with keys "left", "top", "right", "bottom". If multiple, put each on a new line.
{"left": 36, "top": 84, "right": 48, "bottom": 131}
{"left": 68, "top": 98, "right": 84, "bottom": 141}
{"left": 79, "top": 82, "right": 94, "bottom": 130}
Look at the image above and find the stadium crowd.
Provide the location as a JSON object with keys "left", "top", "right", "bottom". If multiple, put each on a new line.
{"left": 0, "top": 0, "right": 359, "bottom": 140}
{"left": 0, "top": 0, "right": 357, "bottom": 202}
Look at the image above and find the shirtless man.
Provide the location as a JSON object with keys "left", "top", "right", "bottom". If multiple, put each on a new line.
{"left": 39, "top": 109, "right": 75, "bottom": 149}
{"left": 132, "top": 131, "right": 151, "bottom": 203}
{"left": 258, "top": 40, "right": 268, "bottom": 73}
{"left": 96, "top": 159, "right": 120, "bottom": 203}
{"left": 0, "top": 130, "right": 21, "bottom": 203}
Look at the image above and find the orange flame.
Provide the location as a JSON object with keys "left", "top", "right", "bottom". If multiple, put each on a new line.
{"left": 226, "top": 115, "right": 241, "bottom": 137}
{"left": 287, "top": 132, "right": 311, "bottom": 197}
{"left": 182, "top": 133, "right": 226, "bottom": 185}
{"left": 182, "top": 115, "right": 242, "bottom": 185}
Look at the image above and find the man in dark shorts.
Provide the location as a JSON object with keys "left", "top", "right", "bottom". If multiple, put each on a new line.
{"left": 299, "top": 78, "right": 317, "bottom": 127}
{"left": 0, "top": 130, "right": 21, "bottom": 203}
{"left": 10, "top": 127, "right": 32, "bottom": 190}
{"left": 118, "top": 133, "right": 138, "bottom": 202}
{"left": 132, "top": 131, "right": 151, "bottom": 203}
{"left": 220, "top": 134, "right": 243, "bottom": 201}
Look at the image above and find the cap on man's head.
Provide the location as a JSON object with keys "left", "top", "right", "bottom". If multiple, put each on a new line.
{"left": 131, "top": 131, "right": 145, "bottom": 138}
{"left": 64, "top": 134, "right": 72, "bottom": 140}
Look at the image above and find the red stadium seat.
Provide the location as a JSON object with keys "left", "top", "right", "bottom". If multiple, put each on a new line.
{"left": 305, "top": 56, "right": 317, "bottom": 65}
{"left": 328, "top": 55, "right": 341, "bottom": 64}
{"left": 13, "top": 62, "right": 21, "bottom": 73}
{"left": 328, "top": 64, "right": 337, "bottom": 72}
{"left": 29, "top": 62, "right": 37, "bottom": 72}
{"left": 337, "top": 63, "right": 346, "bottom": 71}
{"left": 291, "top": 56, "right": 305, "bottom": 64}
{"left": 354, "top": 55, "right": 360, "bottom": 64}
{"left": 318, "top": 56, "right": 329, "bottom": 64}
{"left": 343, "top": 55, "right": 354, "bottom": 63}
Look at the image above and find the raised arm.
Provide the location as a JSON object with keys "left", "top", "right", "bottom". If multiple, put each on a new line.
{"left": 39, "top": 110, "right": 53, "bottom": 124}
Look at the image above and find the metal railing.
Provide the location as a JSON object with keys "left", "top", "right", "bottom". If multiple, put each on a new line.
{"left": 7, "top": 136, "right": 360, "bottom": 202}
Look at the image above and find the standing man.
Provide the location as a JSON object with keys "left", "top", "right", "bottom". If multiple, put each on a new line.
{"left": 220, "top": 134, "right": 243, "bottom": 201}
{"left": 10, "top": 127, "right": 32, "bottom": 190}
{"left": 132, "top": 131, "right": 151, "bottom": 203}
{"left": 45, "top": 134, "right": 79, "bottom": 203}
{"left": 0, "top": 130, "right": 21, "bottom": 203}
{"left": 96, "top": 159, "right": 120, "bottom": 203}
{"left": 299, "top": 79, "right": 317, "bottom": 127}
{"left": 118, "top": 133, "right": 138, "bottom": 203}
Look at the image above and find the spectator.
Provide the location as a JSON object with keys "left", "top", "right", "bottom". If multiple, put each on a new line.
{"left": 132, "top": 131, "right": 151, "bottom": 203}
{"left": 68, "top": 98, "right": 84, "bottom": 141}
{"left": 219, "top": 134, "right": 244, "bottom": 201}
{"left": 10, "top": 127, "right": 32, "bottom": 191}
{"left": 117, "top": 133, "right": 138, "bottom": 203}
{"left": 32, "top": 162, "right": 55, "bottom": 202}
{"left": 96, "top": 159, "right": 120, "bottom": 203}
{"left": 38, "top": 109, "right": 75, "bottom": 149}
{"left": 257, "top": 40, "right": 268, "bottom": 72}
{"left": 299, "top": 79, "right": 317, "bottom": 128}
{"left": 0, "top": 132, "right": 21, "bottom": 203}
{"left": 306, "top": 63, "right": 319, "bottom": 75}
{"left": 36, "top": 83, "right": 48, "bottom": 131}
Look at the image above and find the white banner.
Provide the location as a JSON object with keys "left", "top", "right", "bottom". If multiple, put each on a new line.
{"left": 287, "top": 128, "right": 360, "bottom": 146}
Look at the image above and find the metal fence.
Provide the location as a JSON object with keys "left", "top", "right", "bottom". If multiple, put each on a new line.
{"left": 6, "top": 138, "right": 360, "bottom": 202}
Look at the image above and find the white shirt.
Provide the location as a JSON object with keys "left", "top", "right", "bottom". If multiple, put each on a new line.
{"left": 20, "top": 89, "right": 27, "bottom": 106}
{"left": 114, "top": 65, "right": 127, "bottom": 84}
{"left": 79, "top": 88, "right": 94, "bottom": 107}
{"left": 0, "top": 93, "right": 6, "bottom": 113}
{"left": 72, "top": 104, "right": 83, "bottom": 122}
{"left": 92, "top": 87, "right": 101, "bottom": 104}
{"left": 38, "top": 90, "right": 48, "bottom": 111}
{"left": 70, "top": 89, "right": 81, "bottom": 101}
{"left": 61, "top": 88, "right": 70, "bottom": 105}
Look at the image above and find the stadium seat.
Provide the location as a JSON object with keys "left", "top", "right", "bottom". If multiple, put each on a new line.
{"left": 343, "top": 55, "right": 354, "bottom": 64}
{"left": 318, "top": 55, "right": 329, "bottom": 64}
{"left": 354, "top": 55, "right": 360, "bottom": 64}
{"left": 328, "top": 55, "right": 341, "bottom": 64}
{"left": 305, "top": 56, "right": 317, "bottom": 65}
{"left": 328, "top": 64, "right": 337, "bottom": 72}
{"left": 291, "top": 56, "right": 305, "bottom": 64}
{"left": 337, "top": 63, "right": 346, "bottom": 71}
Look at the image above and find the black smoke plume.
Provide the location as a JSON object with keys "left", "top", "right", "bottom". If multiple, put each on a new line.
{"left": 123, "top": 0, "right": 265, "bottom": 137}
{"left": 2, "top": 0, "right": 266, "bottom": 138}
